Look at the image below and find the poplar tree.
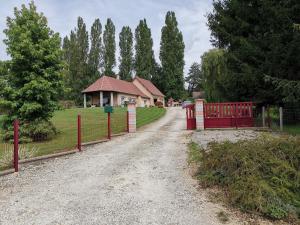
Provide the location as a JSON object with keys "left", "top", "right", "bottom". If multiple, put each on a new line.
{"left": 103, "top": 18, "right": 116, "bottom": 76}
{"left": 134, "top": 19, "right": 156, "bottom": 80}
{"left": 62, "top": 17, "right": 89, "bottom": 104}
{"left": 88, "top": 18, "right": 102, "bottom": 82}
{"left": 160, "top": 11, "right": 185, "bottom": 100}
{"left": 119, "top": 26, "right": 133, "bottom": 81}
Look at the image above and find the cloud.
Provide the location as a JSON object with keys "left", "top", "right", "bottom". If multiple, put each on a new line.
{"left": 0, "top": 0, "right": 213, "bottom": 75}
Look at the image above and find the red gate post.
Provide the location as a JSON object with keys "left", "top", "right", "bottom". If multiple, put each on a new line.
{"left": 13, "top": 119, "right": 19, "bottom": 172}
{"left": 107, "top": 112, "right": 111, "bottom": 139}
{"left": 77, "top": 115, "right": 81, "bottom": 151}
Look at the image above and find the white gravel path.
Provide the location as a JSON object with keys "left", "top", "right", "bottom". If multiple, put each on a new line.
{"left": 0, "top": 108, "right": 242, "bottom": 225}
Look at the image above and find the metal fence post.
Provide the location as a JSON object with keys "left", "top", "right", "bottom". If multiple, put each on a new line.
{"left": 262, "top": 106, "right": 265, "bottom": 127}
{"left": 13, "top": 119, "right": 19, "bottom": 172}
{"left": 77, "top": 115, "right": 81, "bottom": 151}
{"left": 267, "top": 106, "right": 271, "bottom": 128}
{"left": 126, "top": 111, "right": 129, "bottom": 133}
{"left": 107, "top": 112, "right": 111, "bottom": 139}
{"left": 279, "top": 107, "right": 283, "bottom": 131}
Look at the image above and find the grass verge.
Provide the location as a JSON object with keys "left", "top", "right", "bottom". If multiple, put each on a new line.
{"left": 0, "top": 107, "right": 166, "bottom": 170}
{"left": 188, "top": 135, "right": 300, "bottom": 222}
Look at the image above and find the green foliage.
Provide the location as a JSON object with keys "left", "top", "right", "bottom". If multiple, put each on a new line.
{"left": 0, "top": 2, "right": 63, "bottom": 141}
{"left": 201, "top": 49, "right": 228, "bottom": 102}
{"left": 88, "top": 18, "right": 102, "bottom": 81}
{"left": 62, "top": 17, "right": 90, "bottom": 105}
{"left": 191, "top": 135, "right": 300, "bottom": 220}
{"left": 103, "top": 18, "right": 116, "bottom": 76}
{"left": 119, "top": 26, "right": 133, "bottom": 81}
{"left": 207, "top": 0, "right": 300, "bottom": 104}
{"left": 160, "top": 11, "right": 185, "bottom": 100}
{"left": 134, "top": 19, "right": 156, "bottom": 80}
{"left": 185, "top": 62, "right": 202, "bottom": 95}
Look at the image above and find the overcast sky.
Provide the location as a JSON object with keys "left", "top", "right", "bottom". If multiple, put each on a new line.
{"left": 0, "top": 0, "right": 213, "bottom": 75}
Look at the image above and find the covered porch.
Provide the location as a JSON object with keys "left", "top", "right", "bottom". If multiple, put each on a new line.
{"left": 83, "top": 91, "right": 117, "bottom": 108}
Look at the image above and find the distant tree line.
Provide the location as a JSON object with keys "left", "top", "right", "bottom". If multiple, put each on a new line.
{"left": 186, "top": 0, "right": 300, "bottom": 105}
{"left": 62, "top": 13, "right": 185, "bottom": 104}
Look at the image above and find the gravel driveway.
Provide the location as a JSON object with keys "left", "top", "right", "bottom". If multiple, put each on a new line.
{"left": 0, "top": 107, "right": 241, "bottom": 225}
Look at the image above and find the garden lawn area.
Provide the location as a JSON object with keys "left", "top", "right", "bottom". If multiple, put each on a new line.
{"left": 283, "top": 124, "right": 300, "bottom": 135}
{"left": 0, "top": 107, "right": 166, "bottom": 169}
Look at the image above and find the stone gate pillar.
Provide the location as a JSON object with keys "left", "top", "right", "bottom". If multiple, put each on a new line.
{"left": 127, "top": 103, "right": 136, "bottom": 133}
{"left": 195, "top": 99, "right": 205, "bottom": 130}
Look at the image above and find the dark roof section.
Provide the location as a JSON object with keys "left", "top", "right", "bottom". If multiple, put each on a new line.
{"left": 134, "top": 76, "right": 165, "bottom": 97}
{"left": 82, "top": 76, "right": 149, "bottom": 98}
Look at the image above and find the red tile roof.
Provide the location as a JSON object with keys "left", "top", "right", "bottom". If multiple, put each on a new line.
{"left": 134, "top": 76, "right": 165, "bottom": 97}
{"left": 82, "top": 76, "right": 150, "bottom": 98}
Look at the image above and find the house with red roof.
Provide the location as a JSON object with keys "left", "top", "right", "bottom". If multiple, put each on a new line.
{"left": 82, "top": 75, "right": 165, "bottom": 107}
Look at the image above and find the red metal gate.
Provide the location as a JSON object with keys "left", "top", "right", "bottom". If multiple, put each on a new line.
{"left": 204, "top": 102, "right": 254, "bottom": 128}
{"left": 186, "top": 104, "right": 196, "bottom": 130}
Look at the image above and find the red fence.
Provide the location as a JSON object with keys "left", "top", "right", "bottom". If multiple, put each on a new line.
{"left": 186, "top": 104, "right": 196, "bottom": 130}
{"left": 0, "top": 109, "right": 129, "bottom": 173}
{"left": 204, "top": 102, "right": 254, "bottom": 128}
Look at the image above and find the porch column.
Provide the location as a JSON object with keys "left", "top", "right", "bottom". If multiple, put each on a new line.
{"left": 83, "top": 93, "right": 87, "bottom": 108}
{"left": 195, "top": 99, "right": 205, "bottom": 130}
{"left": 110, "top": 92, "right": 114, "bottom": 106}
{"left": 100, "top": 91, "right": 103, "bottom": 107}
{"left": 127, "top": 103, "right": 136, "bottom": 133}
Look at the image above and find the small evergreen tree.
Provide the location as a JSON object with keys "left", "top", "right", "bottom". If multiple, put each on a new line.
{"left": 118, "top": 26, "right": 133, "bottom": 81}
{"left": 0, "top": 2, "right": 64, "bottom": 141}
{"left": 134, "top": 19, "right": 156, "bottom": 80}
{"left": 160, "top": 11, "right": 185, "bottom": 100}
{"left": 103, "top": 18, "right": 116, "bottom": 76}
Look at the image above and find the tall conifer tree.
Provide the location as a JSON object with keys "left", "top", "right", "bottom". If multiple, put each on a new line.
{"left": 103, "top": 18, "right": 116, "bottom": 76}
{"left": 119, "top": 26, "right": 133, "bottom": 81}
{"left": 88, "top": 18, "right": 102, "bottom": 82}
{"left": 160, "top": 11, "right": 185, "bottom": 100}
{"left": 62, "top": 17, "right": 89, "bottom": 104}
{"left": 134, "top": 19, "right": 155, "bottom": 80}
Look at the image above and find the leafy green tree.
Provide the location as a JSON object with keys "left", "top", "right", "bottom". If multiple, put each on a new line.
{"left": 207, "top": 0, "right": 300, "bottom": 104}
{"left": 134, "top": 19, "right": 156, "bottom": 80}
{"left": 201, "top": 49, "right": 228, "bottom": 102}
{"left": 160, "top": 11, "right": 185, "bottom": 100}
{"left": 88, "top": 18, "right": 102, "bottom": 82}
{"left": 185, "top": 62, "right": 202, "bottom": 95}
{"left": 103, "top": 18, "right": 116, "bottom": 76}
{"left": 119, "top": 26, "right": 133, "bottom": 81}
{"left": 0, "top": 2, "right": 64, "bottom": 141}
{"left": 62, "top": 17, "right": 89, "bottom": 105}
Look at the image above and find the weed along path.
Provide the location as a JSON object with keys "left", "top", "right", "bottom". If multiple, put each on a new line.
{"left": 0, "top": 108, "right": 240, "bottom": 225}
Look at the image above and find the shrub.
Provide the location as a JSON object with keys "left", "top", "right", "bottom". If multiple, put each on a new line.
{"left": 155, "top": 101, "right": 164, "bottom": 108}
{"left": 190, "top": 135, "right": 300, "bottom": 221}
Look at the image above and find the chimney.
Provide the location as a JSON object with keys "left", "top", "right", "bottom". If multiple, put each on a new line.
{"left": 116, "top": 74, "right": 120, "bottom": 80}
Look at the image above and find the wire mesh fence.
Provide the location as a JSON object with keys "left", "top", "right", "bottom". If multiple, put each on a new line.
{"left": 21, "top": 116, "right": 78, "bottom": 158}
{"left": 81, "top": 111, "right": 107, "bottom": 143}
{"left": 111, "top": 108, "right": 127, "bottom": 135}
{"left": 0, "top": 143, "right": 14, "bottom": 170}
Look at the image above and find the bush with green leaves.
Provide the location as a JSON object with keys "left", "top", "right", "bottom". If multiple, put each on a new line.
{"left": 190, "top": 135, "right": 300, "bottom": 221}
{"left": 0, "top": 2, "right": 63, "bottom": 141}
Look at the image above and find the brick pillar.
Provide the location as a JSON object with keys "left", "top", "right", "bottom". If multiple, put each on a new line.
{"left": 127, "top": 103, "right": 136, "bottom": 132}
{"left": 195, "top": 99, "right": 205, "bottom": 130}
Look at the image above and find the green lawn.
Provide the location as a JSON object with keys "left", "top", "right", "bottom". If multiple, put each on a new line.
{"left": 0, "top": 107, "right": 166, "bottom": 169}
{"left": 283, "top": 124, "right": 300, "bottom": 135}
